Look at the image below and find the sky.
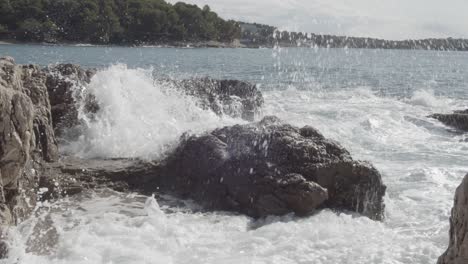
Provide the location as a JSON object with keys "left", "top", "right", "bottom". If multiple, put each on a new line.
{"left": 167, "top": 0, "right": 468, "bottom": 40}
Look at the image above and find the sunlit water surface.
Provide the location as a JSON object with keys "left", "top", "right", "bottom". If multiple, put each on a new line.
{"left": 1, "top": 44, "right": 468, "bottom": 264}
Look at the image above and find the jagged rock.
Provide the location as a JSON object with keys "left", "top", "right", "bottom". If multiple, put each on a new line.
{"left": 430, "top": 110, "right": 468, "bottom": 132}
{"left": 44, "top": 64, "right": 98, "bottom": 139}
{"left": 38, "top": 116, "right": 385, "bottom": 220}
{"left": 148, "top": 116, "right": 386, "bottom": 219}
{"left": 37, "top": 157, "right": 156, "bottom": 200}
{"left": 0, "top": 58, "right": 387, "bottom": 258}
{"left": 0, "top": 56, "right": 58, "bottom": 219}
{"left": 0, "top": 57, "right": 59, "bottom": 257}
{"left": 174, "top": 78, "right": 264, "bottom": 121}
{"left": 438, "top": 174, "right": 468, "bottom": 264}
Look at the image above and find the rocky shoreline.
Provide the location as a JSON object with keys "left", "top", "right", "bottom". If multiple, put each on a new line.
{"left": 438, "top": 174, "right": 468, "bottom": 264}
{"left": 0, "top": 56, "right": 467, "bottom": 262}
{"left": 430, "top": 110, "right": 468, "bottom": 132}
{"left": 0, "top": 57, "right": 388, "bottom": 257}
{"left": 427, "top": 110, "right": 468, "bottom": 263}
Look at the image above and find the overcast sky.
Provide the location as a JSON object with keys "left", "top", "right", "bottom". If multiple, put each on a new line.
{"left": 168, "top": 0, "right": 468, "bottom": 40}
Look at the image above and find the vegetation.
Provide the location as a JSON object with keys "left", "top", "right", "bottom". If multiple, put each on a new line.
{"left": 0, "top": 0, "right": 466, "bottom": 51}
{"left": 239, "top": 23, "right": 468, "bottom": 51}
{"left": 0, "top": 0, "right": 241, "bottom": 44}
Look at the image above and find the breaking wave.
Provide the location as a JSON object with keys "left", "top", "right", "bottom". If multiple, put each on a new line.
{"left": 61, "top": 64, "right": 241, "bottom": 160}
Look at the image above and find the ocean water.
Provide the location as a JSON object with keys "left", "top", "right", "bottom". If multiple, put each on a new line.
{"left": 1, "top": 44, "right": 468, "bottom": 264}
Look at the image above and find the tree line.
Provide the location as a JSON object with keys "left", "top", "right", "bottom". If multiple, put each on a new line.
{"left": 239, "top": 23, "right": 468, "bottom": 51}
{"left": 0, "top": 0, "right": 241, "bottom": 44}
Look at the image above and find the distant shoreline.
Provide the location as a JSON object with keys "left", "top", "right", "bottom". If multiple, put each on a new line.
{"left": 1, "top": 38, "right": 467, "bottom": 52}
{"left": 0, "top": 39, "right": 247, "bottom": 48}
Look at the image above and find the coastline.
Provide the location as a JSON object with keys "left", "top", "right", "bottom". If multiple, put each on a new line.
{"left": 0, "top": 39, "right": 249, "bottom": 49}
{"left": 1, "top": 38, "right": 467, "bottom": 52}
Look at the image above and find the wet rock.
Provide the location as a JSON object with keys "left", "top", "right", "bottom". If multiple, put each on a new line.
{"left": 37, "top": 157, "right": 157, "bottom": 200}
{"left": 0, "top": 57, "right": 59, "bottom": 257}
{"left": 430, "top": 110, "right": 468, "bottom": 132}
{"left": 0, "top": 237, "right": 7, "bottom": 259}
{"left": 39, "top": 117, "right": 385, "bottom": 220}
{"left": 151, "top": 116, "right": 386, "bottom": 219}
{"left": 438, "top": 174, "right": 468, "bottom": 264}
{"left": 45, "top": 65, "right": 263, "bottom": 141}
{"left": 171, "top": 78, "right": 264, "bottom": 121}
{"left": 1, "top": 57, "right": 58, "bottom": 222}
{"left": 44, "top": 64, "right": 98, "bottom": 139}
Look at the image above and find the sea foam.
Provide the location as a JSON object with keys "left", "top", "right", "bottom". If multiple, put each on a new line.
{"left": 62, "top": 64, "right": 241, "bottom": 160}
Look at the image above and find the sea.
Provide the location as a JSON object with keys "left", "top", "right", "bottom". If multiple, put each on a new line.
{"left": 1, "top": 44, "right": 468, "bottom": 264}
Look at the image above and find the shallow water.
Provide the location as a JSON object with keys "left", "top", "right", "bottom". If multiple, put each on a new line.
{"left": 1, "top": 45, "right": 467, "bottom": 264}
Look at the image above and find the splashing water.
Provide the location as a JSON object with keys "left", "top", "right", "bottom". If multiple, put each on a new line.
{"left": 406, "top": 89, "right": 453, "bottom": 108}
{"left": 4, "top": 80, "right": 467, "bottom": 264}
{"left": 2, "top": 45, "right": 468, "bottom": 264}
{"left": 61, "top": 64, "right": 241, "bottom": 159}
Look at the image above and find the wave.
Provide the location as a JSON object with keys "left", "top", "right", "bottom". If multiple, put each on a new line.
{"left": 6, "top": 190, "right": 446, "bottom": 264}
{"left": 5, "top": 78, "right": 468, "bottom": 264}
{"left": 73, "top": 43, "right": 98, "bottom": 47}
{"left": 406, "top": 89, "right": 453, "bottom": 108}
{"left": 61, "top": 64, "right": 241, "bottom": 160}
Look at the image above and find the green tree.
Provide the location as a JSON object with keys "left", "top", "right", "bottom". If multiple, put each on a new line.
{"left": 0, "top": 0, "right": 14, "bottom": 28}
{"left": 0, "top": 24, "right": 7, "bottom": 34}
{"left": 94, "top": 0, "right": 122, "bottom": 43}
{"left": 0, "top": 0, "right": 245, "bottom": 44}
{"left": 18, "top": 18, "right": 42, "bottom": 40}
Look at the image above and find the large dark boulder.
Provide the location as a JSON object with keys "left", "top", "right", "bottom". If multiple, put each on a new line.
{"left": 36, "top": 116, "right": 386, "bottom": 220}
{"left": 438, "top": 174, "right": 468, "bottom": 264}
{"left": 38, "top": 116, "right": 386, "bottom": 220}
{"left": 150, "top": 116, "right": 386, "bottom": 219}
{"left": 430, "top": 110, "right": 468, "bottom": 132}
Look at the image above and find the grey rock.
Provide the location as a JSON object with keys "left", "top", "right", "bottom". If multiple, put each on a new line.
{"left": 438, "top": 174, "right": 468, "bottom": 264}
{"left": 0, "top": 237, "right": 7, "bottom": 259}
{"left": 44, "top": 66, "right": 264, "bottom": 142}
{"left": 44, "top": 64, "right": 98, "bottom": 139}
{"left": 0, "top": 57, "right": 59, "bottom": 256}
{"left": 173, "top": 78, "right": 264, "bottom": 121}
{"left": 430, "top": 110, "right": 468, "bottom": 132}
{"left": 0, "top": 57, "right": 58, "bottom": 218}
{"left": 151, "top": 116, "right": 386, "bottom": 219}
{"left": 40, "top": 117, "right": 385, "bottom": 220}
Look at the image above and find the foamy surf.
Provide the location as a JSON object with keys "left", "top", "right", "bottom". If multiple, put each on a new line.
{"left": 4, "top": 80, "right": 467, "bottom": 264}
{"left": 61, "top": 64, "right": 243, "bottom": 160}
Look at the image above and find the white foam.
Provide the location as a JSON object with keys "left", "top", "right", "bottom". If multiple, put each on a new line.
{"left": 406, "top": 89, "right": 452, "bottom": 109}
{"left": 62, "top": 65, "right": 241, "bottom": 159}
{"left": 6, "top": 82, "right": 468, "bottom": 264}
{"left": 5, "top": 192, "right": 445, "bottom": 264}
